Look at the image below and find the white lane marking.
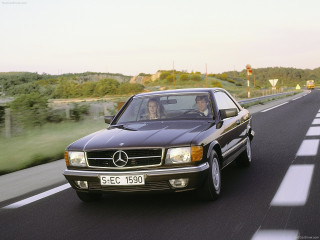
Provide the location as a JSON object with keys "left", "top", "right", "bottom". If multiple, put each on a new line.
{"left": 316, "top": 113, "right": 320, "bottom": 118}
{"left": 251, "top": 230, "right": 299, "bottom": 240}
{"left": 296, "top": 139, "right": 319, "bottom": 156}
{"left": 312, "top": 119, "right": 320, "bottom": 125}
{"left": 306, "top": 126, "right": 320, "bottom": 136}
{"left": 3, "top": 184, "right": 71, "bottom": 209}
{"left": 261, "top": 102, "right": 288, "bottom": 113}
{"left": 292, "top": 96, "right": 302, "bottom": 101}
{"left": 271, "top": 165, "right": 314, "bottom": 206}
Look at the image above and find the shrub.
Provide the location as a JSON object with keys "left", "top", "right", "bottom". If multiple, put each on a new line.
{"left": 118, "top": 82, "right": 144, "bottom": 94}
{"left": 70, "top": 103, "right": 89, "bottom": 121}
{"left": 191, "top": 74, "right": 201, "bottom": 81}
{"left": 0, "top": 106, "right": 4, "bottom": 126}
{"left": 165, "top": 74, "right": 175, "bottom": 83}
{"left": 212, "top": 80, "right": 222, "bottom": 88}
{"left": 179, "top": 74, "right": 189, "bottom": 82}
{"left": 160, "top": 71, "right": 171, "bottom": 80}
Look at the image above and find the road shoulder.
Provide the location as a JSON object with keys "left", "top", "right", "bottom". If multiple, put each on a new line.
{"left": 0, "top": 159, "right": 67, "bottom": 203}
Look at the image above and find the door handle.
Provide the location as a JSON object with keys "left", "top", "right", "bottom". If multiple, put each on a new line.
{"left": 236, "top": 120, "right": 241, "bottom": 125}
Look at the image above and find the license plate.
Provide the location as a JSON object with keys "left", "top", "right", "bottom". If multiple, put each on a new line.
{"left": 100, "top": 175, "right": 145, "bottom": 186}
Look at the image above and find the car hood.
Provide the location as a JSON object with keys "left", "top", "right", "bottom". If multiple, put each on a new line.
{"left": 67, "top": 121, "right": 215, "bottom": 151}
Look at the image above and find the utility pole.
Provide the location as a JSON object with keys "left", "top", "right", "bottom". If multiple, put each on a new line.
{"left": 173, "top": 61, "right": 175, "bottom": 89}
{"left": 248, "top": 74, "right": 250, "bottom": 98}
{"left": 246, "top": 64, "right": 252, "bottom": 98}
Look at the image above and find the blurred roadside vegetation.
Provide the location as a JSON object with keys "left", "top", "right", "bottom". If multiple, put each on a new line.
{"left": 0, "top": 67, "right": 318, "bottom": 174}
{"left": 0, "top": 119, "right": 106, "bottom": 175}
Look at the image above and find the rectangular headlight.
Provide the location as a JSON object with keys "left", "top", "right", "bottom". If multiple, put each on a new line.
{"left": 165, "top": 147, "right": 191, "bottom": 164}
{"left": 165, "top": 146, "right": 203, "bottom": 164}
{"left": 67, "top": 151, "right": 87, "bottom": 167}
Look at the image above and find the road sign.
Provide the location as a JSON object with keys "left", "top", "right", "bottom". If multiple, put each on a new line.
{"left": 269, "top": 79, "right": 278, "bottom": 87}
{"left": 246, "top": 64, "right": 252, "bottom": 76}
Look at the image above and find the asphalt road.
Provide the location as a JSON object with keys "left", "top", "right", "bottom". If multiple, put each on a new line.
{"left": 1, "top": 90, "right": 320, "bottom": 240}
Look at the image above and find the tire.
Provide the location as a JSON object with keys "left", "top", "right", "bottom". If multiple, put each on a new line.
{"left": 197, "top": 150, "right": 221, "bottom": 201}
{"left": 236, "top": 136, "right": 252, "bottom": 167}
{"left": 76, "top": 191, "right": 102, "bottom": 202}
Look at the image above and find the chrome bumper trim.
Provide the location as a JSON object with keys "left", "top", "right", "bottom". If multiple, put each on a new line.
{"left": 64, "top": 163, "right": 209, "bottom": 178}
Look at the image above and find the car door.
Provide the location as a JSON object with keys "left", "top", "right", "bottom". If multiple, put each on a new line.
{"left": 213, "top": 91, "right": 247, "bottom": 167}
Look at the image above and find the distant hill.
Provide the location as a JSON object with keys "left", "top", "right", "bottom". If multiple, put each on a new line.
{"left": 0, "top": 72, "right": 133, "bottom": 97}
{"left": 1, "top": 67, "right": 319, "bottom": 99}
{"left": 223, "top": 67, "right": 320, "bottom": 88}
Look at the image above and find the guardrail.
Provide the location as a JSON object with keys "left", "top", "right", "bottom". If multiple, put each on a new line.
{"left": 238, "top": 91, "right": 296, "bottom": 105}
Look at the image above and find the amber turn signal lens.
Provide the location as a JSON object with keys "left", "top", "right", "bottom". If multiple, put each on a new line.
{"left": 191, "top": 146, "right": 203, "bottom": 162}
{"left": 64, "top": 151, "right": 69, "bottom": 166}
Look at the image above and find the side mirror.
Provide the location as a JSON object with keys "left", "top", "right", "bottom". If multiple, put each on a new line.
{"left": 219, "top": 108, "right": 238, "bottom": 119}
{"left": 104, "top": 116, "right": 114, "bottom": 124}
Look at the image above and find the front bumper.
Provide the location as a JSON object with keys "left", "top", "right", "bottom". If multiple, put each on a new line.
{"left": 64, "top": 163, "right": 209, "bottom": 193}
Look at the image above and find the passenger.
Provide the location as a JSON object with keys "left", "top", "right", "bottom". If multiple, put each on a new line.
{"left": 195, "top": 95, "right": 212, "bottom": 116}
{"left": 144, "top": 98, "right": 166, "bottom": 120}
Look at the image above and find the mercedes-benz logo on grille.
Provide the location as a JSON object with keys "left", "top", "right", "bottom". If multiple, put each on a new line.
{"left": 112, "top": 150, "right": 129, "bottom": 167}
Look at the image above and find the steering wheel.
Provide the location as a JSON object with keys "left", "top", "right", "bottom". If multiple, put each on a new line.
{"left": 181, "top": 109, "right": 205, "bottom": 117}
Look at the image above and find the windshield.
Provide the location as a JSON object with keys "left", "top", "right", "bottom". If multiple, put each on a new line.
{"left": 116, "top": 92, "right": 214, "bottom": 124}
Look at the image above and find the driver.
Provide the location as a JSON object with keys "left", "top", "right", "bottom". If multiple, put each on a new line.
{"left": 195, "top": 95, "right": 211, "bottom": 116}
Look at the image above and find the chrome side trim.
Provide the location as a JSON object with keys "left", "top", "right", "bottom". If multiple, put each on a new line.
{"left": 64, "top": 162, "right": 209, "bottom": 178}
{"left": 218, "top": 119, "right": 249, "bottom": 139}
{"left": 222, "top": 138, "right": 247, "bottom": 158}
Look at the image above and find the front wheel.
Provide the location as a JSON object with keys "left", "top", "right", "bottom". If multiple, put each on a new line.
{"left": 197, "top": 150, "right": 221, "bottom": 201}
{"left": 76, "top": 191, "right": 102, "bottom": 202}
{"left": 236, "top": 136, "right": 252, "bottom": 167}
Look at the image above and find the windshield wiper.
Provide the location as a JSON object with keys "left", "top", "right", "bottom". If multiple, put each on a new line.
{"left": 108, "top": 124, "right": 136, "bottom": 131}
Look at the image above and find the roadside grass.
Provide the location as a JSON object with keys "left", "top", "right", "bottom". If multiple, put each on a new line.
{"left": 0, "top": 118, "right": 106, "bottom": 175}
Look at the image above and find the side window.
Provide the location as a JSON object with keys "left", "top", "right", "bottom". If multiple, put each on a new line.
{"left": 214, "top": 91, "right": 239, "bottom": 111}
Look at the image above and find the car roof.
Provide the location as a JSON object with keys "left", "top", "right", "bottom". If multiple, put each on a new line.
{"left": 134, "top": 88, "right": 224, "bottom": 97}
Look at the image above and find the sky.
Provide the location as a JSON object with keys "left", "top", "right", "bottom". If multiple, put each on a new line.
{"left": 1, "top": 0, "right": 320, "bottom": 76}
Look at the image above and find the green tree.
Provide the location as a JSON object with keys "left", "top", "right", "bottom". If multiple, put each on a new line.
{"left": 10, "top": 93, "right": 49, "bottom": 128}
{"left": 93, "top": 78, "right": 119, "bottom": 97}
{"left": 118, "top": 82, "right": 144, "bottom": 94}
{"left": 53, "top": 80, "right": 79, "bottom": 98}
{"left": 81, "top": 81, "right": 96, "bottom": 97}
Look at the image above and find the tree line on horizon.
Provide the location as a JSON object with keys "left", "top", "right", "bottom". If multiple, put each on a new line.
{"left": 0, "top": 72, "right": 143, "bottom": 98}
{"left": 0, "top": 66, "right": 319, "bottom": 99}
{"left": 224, "top": 67, "right": 320, "bottom": 88}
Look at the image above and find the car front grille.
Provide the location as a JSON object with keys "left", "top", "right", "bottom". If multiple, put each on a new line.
{"left": 86, "top": 148, "right": 163, "bottom": 168}
{"left": 89, "top": 181, "right": 171, "bottom": 192}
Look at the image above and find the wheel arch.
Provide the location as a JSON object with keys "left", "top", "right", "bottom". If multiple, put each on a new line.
{"left": 207, "top": 140, "right": 223, "bottom": 166}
